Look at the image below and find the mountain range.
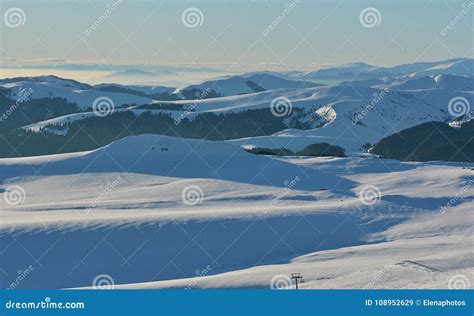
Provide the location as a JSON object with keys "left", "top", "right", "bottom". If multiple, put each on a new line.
{"left": 1, "top": 58, "right": 473, "bottom": 290}
{"left": 0, "top": 57, "right": 472, "bottom": 162}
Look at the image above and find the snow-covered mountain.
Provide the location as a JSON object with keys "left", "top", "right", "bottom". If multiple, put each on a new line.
{"left": 402, "top": 58, "right": 474, "bottom": 78}
{"left": 286, "top": 58, "right": 473, "bottom": 81}
{"left": 227, "top": 86, "right": 473, "bottom": 154}
{"left": 387, "top": 74, "right": 474, "bottom": 91}
{"left": 0, "top": 75, "right": 155, "bottom": 110}
{"left": 178, "top": 73, "right": 321, "bottom": 97}
{"left": 295, "top": 62, "right": 378, "bottom": 80}
{"left": 9, "top": 72, "right": 473, "bottom": 157}
{"left": 0, "top": 75, "right": 91, "bottom": 90}
{"left": 0, "top": 73, "right": 322, "bottom": 109}
{"left": 1, "top": 57, "right": 473, "bottom": 159}
{"left": 1, "top": 58, "right": 473, "bottom": 290}
{"left": 0, "top": 135, "right": 472, "bottom": 289}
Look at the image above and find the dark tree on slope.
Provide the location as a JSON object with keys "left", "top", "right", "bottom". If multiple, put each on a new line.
{"left": 0, "top": 96, "right": 80, "bottom": 132}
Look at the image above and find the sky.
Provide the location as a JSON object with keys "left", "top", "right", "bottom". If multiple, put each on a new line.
{"left": 0, "top": 0, "right": 472, "bottom": 84}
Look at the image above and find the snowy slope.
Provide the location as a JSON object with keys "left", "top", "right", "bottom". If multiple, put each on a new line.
{"left": 0, "top": 76, "right": 154, "bottom": 110}
{"left": 0, "top": 75, "right": 91, "bottom": 90}
{"left": 387, "top": 74, "right": 474, "bottom": 91}
{"left": 286, "top": 58, "right": 473, "bottom": 81}
{"left": 0, "top": 138, "right": 471, "bottom": 289}
{"left": 18, "top": 76, "right": 474, "bottom": 156}
{"left": 4, "top": 58, "right": 474, "bottom": 158}
{"left": 103, "top": 157, "right": 474, "bottom": 289}
{"left": 228, "top": 85, "right": 474, "bottom": 154}
{"left": 178, "top": 74, "right": 321, "bottom": 97}
{"left": 0, "top": 135, "right": 350, "bottom": 194}
{"left": 408, "top": 58, "right": 474, "bottom": 78}
{"left": 116, "top": 233, "right": 472, "bottom": 289}
{"left": 298, "top": 62, "right": 378, "bottom": 80}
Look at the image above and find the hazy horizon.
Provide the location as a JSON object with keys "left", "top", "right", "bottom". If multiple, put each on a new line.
{"left": 0, "top": 57, "right": 470, "bottom": 85}
{"left": 1, "top": 0, "right": 473, "bottom": 85}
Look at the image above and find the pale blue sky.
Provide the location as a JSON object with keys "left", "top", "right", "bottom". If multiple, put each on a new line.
{"left": 1, "top": 0, "right": 472, "bottom": 73}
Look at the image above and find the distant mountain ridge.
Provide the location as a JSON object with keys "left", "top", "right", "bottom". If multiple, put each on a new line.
{"left": 0, "top": 57, "right": 473, "bottom": 161}
{"left": 285, "top": 58, "right": 473, "bottom": 81}
{"left": 176, "top": 73, "right": 322, "bottom": 98}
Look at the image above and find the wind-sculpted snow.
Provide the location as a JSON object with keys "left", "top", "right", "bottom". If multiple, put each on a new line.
{"left": 0, "top": 137, "right": 472, "bottom": 289}
{"left": 0, "top": 135, "right": 353, "bottom": 191}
